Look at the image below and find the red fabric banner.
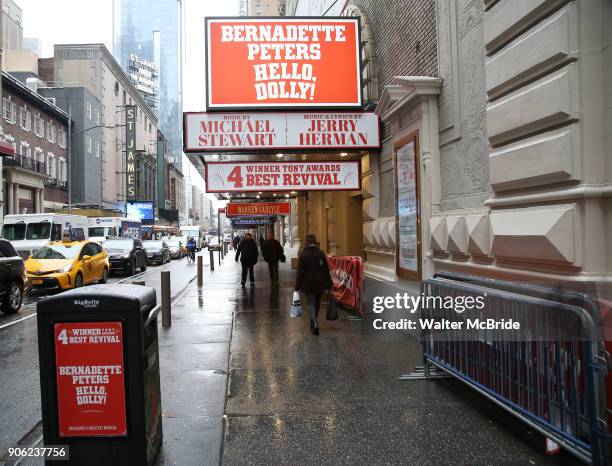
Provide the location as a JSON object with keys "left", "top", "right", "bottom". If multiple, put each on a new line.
{"left": 328, "top": 255, "right": 363, "bottom": 315}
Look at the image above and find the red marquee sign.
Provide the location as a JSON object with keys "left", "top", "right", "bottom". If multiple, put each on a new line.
{"left": 205, "top": 161, "right": 361, "bottom": 193}
{"left": 226, "top": 202, "right": 291, "bottom": 217}
{"left": 54, "top": 321, "right": 127, "bottom": 437}
{"left": 206, "top": 17, "right": 361, "bottom": 110}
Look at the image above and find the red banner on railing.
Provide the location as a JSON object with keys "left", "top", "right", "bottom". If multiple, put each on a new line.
{"left": 327, "top": 255, "right": 363, "bottom": 315}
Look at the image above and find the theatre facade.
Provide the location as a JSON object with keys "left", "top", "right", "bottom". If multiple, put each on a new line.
{"left": 187, "top": 0, "right": 611, "bottom": 301}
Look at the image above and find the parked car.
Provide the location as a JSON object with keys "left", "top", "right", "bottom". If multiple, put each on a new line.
{"left": 0, "top": 238, "right": 27, "bottom": 314}
{"left": 103, "top": 237, "right": 148, "bottom": 276}
{"left": 166, "top": 239, "right": 184, "bottom": 259}
{"left": 25, "top": 241, "right": 109, "bottom": 291}
{"left": 143, "top": 240, "right": 170, "bottom": 265}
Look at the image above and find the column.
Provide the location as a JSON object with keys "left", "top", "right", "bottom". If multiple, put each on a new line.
{"left": 7, "top": 182, "right": 13, "bottom": 215}
{"left": 13, "top": 184, "right": 19, "bottom": 214}
{"left": 38, "top": 188, "right": 44, "bottom": 213}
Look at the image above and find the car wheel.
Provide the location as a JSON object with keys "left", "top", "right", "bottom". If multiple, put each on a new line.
{"left": 129, "top": 260, "right": 136, "bottom": 276}
{"left": 74, "top": 273, "right": 83, "bottom": 288}
{"left": 141, "top": 259, "right": 147, "bottom": 272}
{"left": 2, "top": 281, "right": 22, "bottom": 314}
{"left": 99, "top": 267, "right": 109, "bottom": 284}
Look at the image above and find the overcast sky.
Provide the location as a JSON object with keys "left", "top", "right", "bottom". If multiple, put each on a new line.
{"left": 20, "top": 0, "right": 239, "bottom": 206}
{"left": 20, "top": 0, "right": 239, "bottom": 111}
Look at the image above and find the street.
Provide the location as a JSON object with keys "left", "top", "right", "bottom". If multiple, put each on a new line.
{"left": 0, "top": 253, "right": 209, "bottom": 456}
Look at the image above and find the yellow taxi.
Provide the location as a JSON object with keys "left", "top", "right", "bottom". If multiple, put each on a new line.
{"left": 25, "top": 240, "right": 110, "bottom": 290}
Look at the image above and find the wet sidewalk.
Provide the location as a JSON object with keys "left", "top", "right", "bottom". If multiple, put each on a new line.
{"left": 157, "top": 251, "right": 579, "bottom": 465}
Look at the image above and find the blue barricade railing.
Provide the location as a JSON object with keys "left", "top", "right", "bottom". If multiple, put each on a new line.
{"left": 417, "top": 273, "right": 611, "bottom": 465}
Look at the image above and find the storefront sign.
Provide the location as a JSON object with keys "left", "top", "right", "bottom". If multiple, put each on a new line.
{"left": 226, "top": 202, "right": 291, "bottom": 217}
{"left": 206, "top": 161, "right": 360, "bottom": 193}
{"left": 232, "top": 216, "right": 277, "bottom": 227}
{"left": 395, "top": 135, "right": 420, "bottom": 278}
{"left": 205, "top": 18, "right": 361, "bottom": 109}
{"left": 54, "top": 321, "right": 127, "bottom": 437}
{"left": 328, "top": 255, "right": 363, "bottom": 315}
{"left": 125, "top": 105, "right": 137, "bottom": 200}
{"left": 184, "top": 112, "right": 379, "bottom": 151}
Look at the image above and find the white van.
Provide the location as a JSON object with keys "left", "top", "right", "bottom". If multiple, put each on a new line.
{"left": 180, "top": 225, "right": 205, "bottom": 250}
{"left": 88, "top": 217, "right": 142, "bottom": 242}
{"left": 1, "top": 213, "right": 88, "bottom": 259}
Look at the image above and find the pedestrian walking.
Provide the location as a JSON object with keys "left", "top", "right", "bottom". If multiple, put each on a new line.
{"left": 259, "top": 235, "right": 264, "bottom": 251}
{"left": 235, "top": 232, "right": 258, "bottom": 287}
{"left": 294, "top": 234, "right": 332, "bottom": 335}
{"left": 262, "top": 231, "right": 285, "bottom": 287}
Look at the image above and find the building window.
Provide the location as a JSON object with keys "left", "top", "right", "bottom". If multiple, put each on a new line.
{"left": 86, "top": 101, "right": 92, "bottom": 120}
{"left": 94, "top": 108, "right": 100, "bottom": 125}
{"left": 3, "top": 97, "right": 16, "bottom": 124}
{"left": 58, "top": 157, "right": 67, "bottom": 182}
{"left": 46, "top": 121, "right": 56, "bottom": 143}
{"left": 20, "top": 141, "right": 32, "bottom": 160}
{"left": 86, "top": 135, "right": 92, "bottom": 153}
{"left": 47, "top": 153, "right": 56, "bottom": 178}
{"left": 58, "top": 127, "right": 67, "bottom": 148}
{"left": 34, "top": 113, "right": 44, "bottom": 137}
{"left": 20, "top": 107, "right": 31, "bottom": 131}
{"left": 34, "top": 147, "right": 44, "bottom": 163}
{"left": 95, "top": 141, "right": 100, "bottom": 158}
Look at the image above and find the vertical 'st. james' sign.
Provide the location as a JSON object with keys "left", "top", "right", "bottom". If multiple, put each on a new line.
{"left": 206, "top": 18, "right": 361, "bottom": 110}
{"left": 125, "top": 105, "right": 136, "bottom": 200}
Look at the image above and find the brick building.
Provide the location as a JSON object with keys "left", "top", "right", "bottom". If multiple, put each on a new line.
{"left": 2, "top": 71, "right": 69, "bottom": 214}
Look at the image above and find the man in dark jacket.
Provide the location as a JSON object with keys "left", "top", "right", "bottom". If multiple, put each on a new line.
{"left": 262, "top": 231, "right": 284, "bottom": 287}
{"left": 295, "top": 234, "right": 333, "bottom": 335}
{"left": 235, "top": 232, "right": 258, "bottom": 287}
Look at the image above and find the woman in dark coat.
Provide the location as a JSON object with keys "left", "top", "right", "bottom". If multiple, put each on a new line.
{"left": 295, "top": 234, "right": 333, "bottom": 335}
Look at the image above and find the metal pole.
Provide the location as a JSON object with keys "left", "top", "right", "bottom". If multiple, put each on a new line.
{"left": 67, "top": 104, "right": 72, "bottom": 213}
{"left": 218, "top": 248, "right": 221, "bottom": 266}
{"left": 209, "top": 248, "right": 214, "bottom": 271}
{"left": 197, "top": 254, "right": 203, "bottom": 287}
{"left": 161, "top": 270, "right": 171, "bottom": 327}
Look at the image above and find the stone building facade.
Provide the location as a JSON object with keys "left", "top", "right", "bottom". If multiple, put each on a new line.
{"left": 51, "top": 44, "right": 159, "bottom": 211}
{"left": 288, "top": 0, "right": 611, "bottom": 299}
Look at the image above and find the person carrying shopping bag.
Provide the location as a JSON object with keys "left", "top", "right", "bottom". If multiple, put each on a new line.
{"left": 294, "top": 234, "right": 333, "bottom": 335}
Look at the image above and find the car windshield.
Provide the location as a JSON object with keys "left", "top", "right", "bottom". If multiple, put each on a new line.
{"left": 26, "top": 222, "right": 51, "bottom": 240}
{"left": 2, "top": 223, "right": 26, "bottom": 241}
{"left": 167, "top": 240, "right": 180, "bottom": 247}
{"left": 144, "top": 241, "right": 163, "bottom": 249}
{"left": 89, "top": 227, "right": 109, "bottom": 237}
{"left": 31, "top": 244, "right": 80, "bottom": 260}
{"left": 103, "top": 239, "right": 133, "bottom": 251}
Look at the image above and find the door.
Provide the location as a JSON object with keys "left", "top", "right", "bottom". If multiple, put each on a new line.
{"left": 91, "top": 242, "right": 106, "bottom": 279}
{"left": 79, "top": 243, "right": 97, "bottom": 283}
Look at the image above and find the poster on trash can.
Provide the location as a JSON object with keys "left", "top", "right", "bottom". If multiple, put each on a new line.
{"left": 54, "top": 321, "right": 127, "bottom": 437}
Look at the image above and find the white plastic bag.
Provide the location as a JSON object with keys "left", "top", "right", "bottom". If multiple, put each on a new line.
{"left": 290, "top": 291, "right": 302, "bottom": 317}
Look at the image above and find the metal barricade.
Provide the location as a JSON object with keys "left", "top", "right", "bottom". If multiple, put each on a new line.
{"left": 416, "top": 275, "right": 610, "bottom": 465}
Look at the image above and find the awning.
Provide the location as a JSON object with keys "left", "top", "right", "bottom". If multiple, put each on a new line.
{"left": 0, "top": 140, "right": 15, "bottom": 157}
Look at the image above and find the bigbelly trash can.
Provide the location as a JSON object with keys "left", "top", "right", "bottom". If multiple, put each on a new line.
{"left": 37, "top": 284, "right": 163, "bottom": 465}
